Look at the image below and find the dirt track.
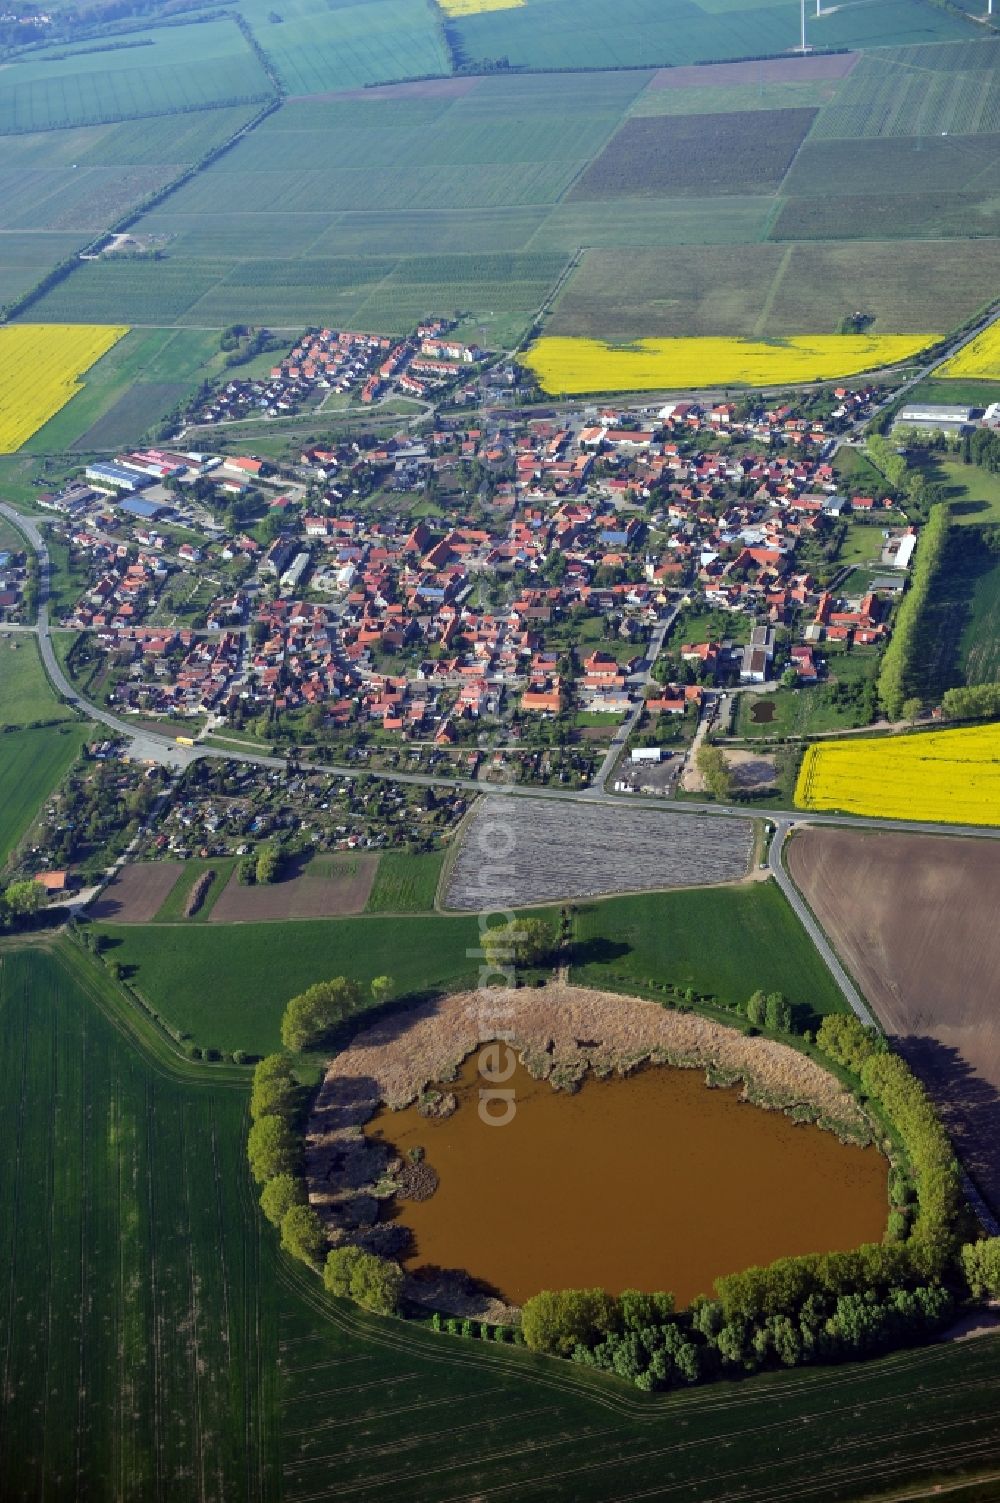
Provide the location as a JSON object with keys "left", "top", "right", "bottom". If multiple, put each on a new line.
{"left": 788, "top": 827, "right": 1000, "bottom": 1212}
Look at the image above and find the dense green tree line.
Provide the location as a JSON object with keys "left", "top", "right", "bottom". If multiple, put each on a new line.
{"left": 519, "top": 1279, "right": 953, "bottom": 1391}
{"left": 876, "top": 504, "right": 951, "bottom": 718}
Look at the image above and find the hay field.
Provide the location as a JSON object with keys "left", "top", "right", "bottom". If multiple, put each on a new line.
{"left": 444, "top": 797, "right": 752, "bottom": 910}
{"left": 788, "top": 827, "right": 1000, "bottom": 1211}
{"left": 0, "top": 324, "right": 127, "bottom": 451}
{"left": 524, "top": 332, "right": 935, "bottom": 395}
{"left": 795, "top": 723, "right": 1000, "bottom": 825}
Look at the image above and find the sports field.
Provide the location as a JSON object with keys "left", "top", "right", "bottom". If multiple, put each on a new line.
{"left": 0, "top": 324, "right": 127, "bottom": 451}
{"left": 524, "top": 332, "right": 934, "bottom": 395}
{"left": 4, "top": 940, "right": 1000, "bottom": 1501}
{"left": 795, "top": 723, "right": 1000, "bottom": 825}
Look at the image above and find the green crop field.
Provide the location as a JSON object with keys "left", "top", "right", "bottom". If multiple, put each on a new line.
{"left": 0, "top": 105, "right": 260, "bottom": 320}
{"left": 366, "top": 849, "right": 444, "bottom": 912}
{"left": 20, "top": 327, "right": 225, "bottom": 454}
{"left": 0, "top": 635, "right": 74, "bottom": 728}
{"left": 0, "top": 724, "right": 88, "bottom": 867}
{"left": 959, "top": 536, "right": 1000, "bottom": 686}
{"left": 0, "top": 20, "right": 272, "bottom": 134}
{"left": 570, "top": 881, "right": 847, "bottom": 1021}
{"left": 911, "top": 520, "right": 1000, "bottom": 699}
{"left": 4, "top": 941, "right": 1000, "bottom": 1501}
{"left": 811, "top": 41, "right": 1000, "bottom": 139}
{"left": 569, "top": 109, "right": 817, "bottom": 199}
{"left": 446, "top": 0, "right": 974, "bottom": 74}
{"left": 91, "top": 912, "right": 482, "bottom": 1054}
{"left": 547, "top": 240, "right": 1000, "bottom": 343}
{"left": 237, "top": 0, "right": 450, "bottom": 94}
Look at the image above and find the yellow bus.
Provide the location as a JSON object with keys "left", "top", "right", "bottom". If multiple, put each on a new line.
{"left": 175, "top": 735, "right": 196, "bottom": 747}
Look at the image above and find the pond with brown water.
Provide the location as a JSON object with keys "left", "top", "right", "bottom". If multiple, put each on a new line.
{"left": 370, "top": 1053, "right": 888, "bottom": 1306}
{"left": 750, "top": 699, "right": 776, "bottom": 724}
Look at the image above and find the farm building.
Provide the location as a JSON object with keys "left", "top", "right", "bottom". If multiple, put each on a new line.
{"left": 893, "top": 404, "right": 974, "bottom": 435}
{"left": 85, "top": 462, "right": 154, "bottom": 493}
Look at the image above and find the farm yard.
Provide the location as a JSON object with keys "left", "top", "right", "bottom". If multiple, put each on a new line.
{"left": 787, "top": 827, "right": 1000, "bottom": 1212}
{"left": 0, "top": 324, "right": 127, "bottom": 451}
{"left": 523, "top": 333, "right": 934, "bottom": 396}
{"left": 444, "top": 797, "right": 753, "bottom": 910}
{"left": 795, "top": 722, "right": 1000, "bottom": 826}
{"left": 4, "top": 942, "right": 1000, "bottom": 1503}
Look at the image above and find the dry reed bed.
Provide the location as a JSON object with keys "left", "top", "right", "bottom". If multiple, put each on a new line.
{"left": 305, "top": 985, "right": 870, "bottom": 1253}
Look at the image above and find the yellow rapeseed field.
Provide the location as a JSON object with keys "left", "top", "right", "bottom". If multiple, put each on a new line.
{"left": 795, "top": 723, "right": 1000, "bottom": 826}
{"left": 437, "top": 0, "right": 523, "bottom": 15}
{"left": 524, "top": 334, "right": 937, "bottom": 395}
{"left": 936, "top": 322, "right": 1000, "bottom": 381}
{"left": 0, "top": 323, "right": 128, "bottom": 453}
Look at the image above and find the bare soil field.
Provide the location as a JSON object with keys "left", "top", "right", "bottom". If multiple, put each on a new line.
{"left": 787, "top": 827, "right": 1000, "bottom": 1211}
{"left": 726, "top": 749, "right": 777, "bottom": 790}
{"left": 443, "top": 796, "right": 752, "bottom": 910}
{"left": 89, "top": 861, "right": 182, "bottom": 923}
{"left": 208, "top": 852, "right": 378, "bottom": 922}
{"left": 569, "top": 109, "right": 817, "bottom": 198}
{"left": 648, "top": 54, "right": 858, "bottom": 87}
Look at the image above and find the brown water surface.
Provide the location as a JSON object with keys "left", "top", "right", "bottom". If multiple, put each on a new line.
{"left": 371, "top": 1054, "right": 887, "bottom": 1306}
{"left": 750, "top": 700, "right": 776, "bottom": 723}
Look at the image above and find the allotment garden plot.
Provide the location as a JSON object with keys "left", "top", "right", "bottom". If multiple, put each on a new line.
{"left": 444, "top": 796, "right": 753, "bottom": 910}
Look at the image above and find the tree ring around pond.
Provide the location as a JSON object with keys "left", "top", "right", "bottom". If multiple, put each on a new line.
{"left": 307, "top": 985, "right": 887, "bottom": 1320}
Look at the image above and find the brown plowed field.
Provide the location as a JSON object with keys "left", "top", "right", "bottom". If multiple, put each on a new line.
{"left": 208, "top": 852, "right": 378, "bottom": 921}
{"left": 788, "top": 827, "right": 1000, "bottom": 1212}
{"left": 648, "top": 54, "right": 858, "bottom": 88}
{"left": 89, "top": 862, "right": 183, "bottom": 923}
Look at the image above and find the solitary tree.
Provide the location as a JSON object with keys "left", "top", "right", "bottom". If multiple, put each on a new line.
{"left": 370, "top": 975, "right": 394, "bottom": 1007}
{"left": 764, "top": 992, "right": 792, "bottom": 1033}
{"left": 746, "top": 989, "right": 767, "bottom": 1026}
{"left": 281, "top": 978, "right": 362, "bottom": 1051}
{"left": 482, "top": 917, "right": 553, "bottom": 972}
